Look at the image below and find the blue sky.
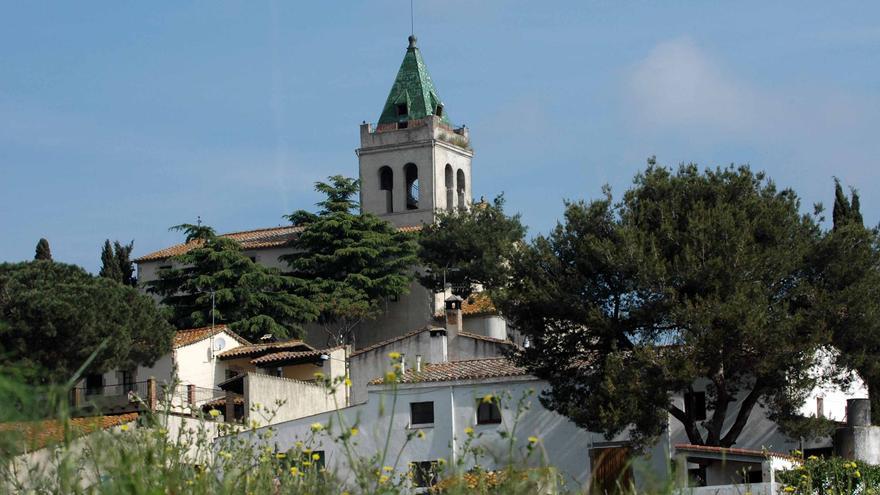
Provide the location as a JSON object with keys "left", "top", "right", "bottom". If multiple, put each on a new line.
{"left": 1, "top": 2, "right": 878, "bottom": 272}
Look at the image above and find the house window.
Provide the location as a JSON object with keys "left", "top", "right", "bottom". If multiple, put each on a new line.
{"left": 688, "top": 466, "right": 707, "bottom": 487}
{"left": 684, "top": 391, "right": 706, "bottom": 421}
{"left": 817, "top": 396, "right": 825, "bottom": 418}
{"left": 396, "top": 103, "right": 408, "bottom": 117}
{"left": 85, "top": 374, "right": 104, "bottom": 396}
{"left": 435, "top": 104, "right": 443, "bottom": 117}
{"left": 411, "top": 461, "right": 439, "bottom": 488}
{"left": 476, "top": 400, "right": 502, "bottom": 425}
{"left": 121, "top": 370, "right": 136, "bottom": 393}
{"left": 445, "top": 164, "right": 454, "bottom": 212}
{"left": 410, "top": 401, "right": 434, "bottom": 426}
{"left": 743, "top": 468, "right": 762, "bottom": 484}
{"left": 159, "top": 265, "right": 172, "bottom": 272}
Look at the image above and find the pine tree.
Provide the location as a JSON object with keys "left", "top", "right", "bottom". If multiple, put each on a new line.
{"left": 418, "top": 194, "right": 526, "bottom": 298}
{"left": 34, "top": 239, "right": 52, "bottom": 261}
{"left": 504, "top": 163, "right": 828, "bottom": 449}
{"left": 147, "top": 224, "right": 316, "bottom": 341}
{"left": 99, "top": 240, "right": 123, "bottom": 282}
{"left": 0, "top": 261, "right": 174, "bottom": 383}
{"left": 282, "top": 176, "right": 418, "bottom": 345}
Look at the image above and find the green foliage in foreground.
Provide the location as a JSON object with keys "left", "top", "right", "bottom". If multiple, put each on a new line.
{"left": 778, "top": 455, "right": 880, "bottom": 494}
{"left": 0, "top": 261, "right": 174, "bottom": 382}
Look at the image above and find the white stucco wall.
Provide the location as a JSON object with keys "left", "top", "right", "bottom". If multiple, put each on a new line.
{"left": 226, "top": 378, "right": 670, "bottom": 493}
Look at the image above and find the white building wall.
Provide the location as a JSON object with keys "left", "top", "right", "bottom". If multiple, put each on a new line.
{"left": 229, "top": 378, "right": 669, "bottom": 493}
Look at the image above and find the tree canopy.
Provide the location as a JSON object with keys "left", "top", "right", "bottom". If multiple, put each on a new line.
{"left": 502, "top": 163, "right": 829, "bottom": 449}
{"left": 282, "top": 176, "right": 418, "bottom": 345}
{"left": 417, "top": 194, "right": 526, "bottom": 298}
{"left": 147, "top": 224, "right": 317, "bottom": 341}
{"left": 817, "top": 181, "right": 880, "bottom": 422}
{"left": 99, "top": 239, "right": 136, "bottom": 286}
{"left": 0, "top": 261, "right": 174, "bottom": 383}
{"left": 34, "top": 239, "right": 51, "bottom": 261}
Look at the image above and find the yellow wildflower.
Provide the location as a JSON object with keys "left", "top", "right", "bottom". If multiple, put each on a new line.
{"left": 388, "top": 351, "right": 401, "bottom": 360}
{"left": 290, "top": 466, "right": 299, "bottom": 476}
{"left": 350, "top": 427, "right": 359, "bottom": 437}
{"left": 312, "top": 453, "right": 321, "bottom": 461}
{"left": 528, "top": 436, "right": 539, "bottom": 444}
{"left": 464, "top": 426, "right": 474, "bottom": 436}
{"left": 208, "top": 409, "right": 221, "bottom": 418}
{"left": 344, "top": 376, "right": 352, "bottom": 387}
{"left": 783, "top": 487, "right": 794, "bottom": 493}
{"left": 482, "top": 394, "right": 494, "bottom": 404}
{"left": 417, "top": 430, "right": 425, "bottom": 439}
{"left": 314, "top": 371, "right": 325, "bottom": 380}
{"left": 310, "top": 422, "right": 324, "bottom": 432}
{"left": 855, "top": 470, "right": 862, "bottom": 478}
{"left": 303, "top": 461, "right": 312, "bottom": 467}
{"left": 438, "top": 458, "right": 447, "bottom": 466}
{"left": 275, "top": 453, "right": 286, "bottom": 460}
{"left": 295, "top": 441, "right": 304, "bottom": 449}
{"left": 383, "top": 466, "right": 394, "bottom": 472}
{"left": 379, "top": 474, "right": 389, "bottom": 484}
{"left": 808, "top": 455, "right": 818, "bottom": 461}
{"left": 384, "top": 371, "right": 397, "bottom": 383}
{"left": 119, "top": 424, "right": 129, "bottom": 432}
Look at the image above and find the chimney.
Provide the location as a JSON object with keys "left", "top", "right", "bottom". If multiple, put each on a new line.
{"left": 416, "top": 354, "right": 422, "bottom": 372}
{"left": 445, "top": 295, "right": 463, "bottom": 360}
{"left": 400, "top": 354, "right": 407, "bottom": 375}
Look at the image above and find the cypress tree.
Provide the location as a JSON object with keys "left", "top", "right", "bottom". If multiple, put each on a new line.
{"left": 99, "top": 240, "right": 123, "bottom": 282}
{"left": 34, "top": 239, "right": 52, "bottom": 261}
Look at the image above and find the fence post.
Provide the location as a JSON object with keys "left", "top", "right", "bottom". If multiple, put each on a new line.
{"left": 72, "top": 387, "right": 83, "bottom": 410}
{"left": 187, "top": 384, "right": 196, "bottom": 414}
{"left": 147, "top": 378, "right": 157, "bottom": 411}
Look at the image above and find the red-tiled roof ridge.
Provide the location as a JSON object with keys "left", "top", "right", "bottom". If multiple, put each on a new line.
{"left": 135, "top": 224, "right": 423, "bottom": 263}
{"left": 674, "top": 444, "right": 802, "bottom": 463}
{"left": 217, "top": 338, "right": 316, "bottom": 359}
{"left": 250, "top": 345, "right": 346, "bottom": 366}
{"left": 368, "top": 357, "right": 528, "bottom": 385}
{"left": 173, "top": 324, "right": 251, "bottom": 349}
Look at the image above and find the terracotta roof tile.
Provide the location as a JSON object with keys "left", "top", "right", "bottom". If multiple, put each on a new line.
{"left": 173, "top": 325, "right": 251, "bottom": 349}
{"left": 216, "top": 339, "right": 315, "bottom": 360}
{"left": 369, "top": 357, "right": 528, "bottom": 385}
{"left": 135, "top": 224, "right": 423, "bottom": 263}
{"left": 250, "top": 346, "right": 344, "bottom": 366}
{"left": 0, "top": 413, "right": 139, "bottom": 452}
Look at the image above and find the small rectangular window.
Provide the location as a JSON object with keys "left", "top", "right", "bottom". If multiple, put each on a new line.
{"left": 476, "top": 401, "right": 502, "bottom": 424}
{"left": 121, "top": 370, "right": 136, "bottom": 392}
{"left": 397, "top": 121, "right": 408, "bottom": 130}
{"left": 684, "top": 391, "right": 707, "bottom": 421}
{"left": 410, "top": 401, "right": 434, "bottom": 426}
{"left": 85, "top": 374, "right": 104, "bottom": 396}
{"left": 396, "top": 103, "right": 408, "bottom": 116}
{"left": 411, "top": 460, "right": 438, "bottom": 487}
{"left": 159, "top": 265, "right": 172, "bottom": 271}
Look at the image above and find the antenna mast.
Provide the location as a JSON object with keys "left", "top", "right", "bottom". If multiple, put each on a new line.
{"left": 410, "top": 0, "right": 414, "bottom": 36}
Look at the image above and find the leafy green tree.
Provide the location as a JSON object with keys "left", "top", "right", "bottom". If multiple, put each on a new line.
{"left": 100, "top": 240, "right": 136, "bottom": 287}
{"left": 147, "top": 224, "right": 316, "bottom": 341}
{"left": 503, "top": 163, "right": 828, "bottom": 449}
{"left": 816, "top": 181, "right": 880, "bottom": 422}
{"left": 34, "top": 239, "right": 51, "bottom": 261}
{"left": 0, "top": 261, "right": 173, "bottom": 383}
{"left": 282, "top": 176, "right": 418, "bottom": 345}
{"left": 417, "top": 194, "right": 526, "bottom": 298}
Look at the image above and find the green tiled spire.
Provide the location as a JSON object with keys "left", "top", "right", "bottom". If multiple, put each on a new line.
{"left": 378, "top": 36, "right": 451, "bottom": 126}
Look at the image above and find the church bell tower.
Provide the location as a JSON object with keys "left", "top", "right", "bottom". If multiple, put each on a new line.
{"left": 357, "top": 35, "right": 473, "bottom": 227}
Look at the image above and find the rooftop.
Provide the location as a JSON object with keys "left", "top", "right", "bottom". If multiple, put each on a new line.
{"left": 136, "top": 224, "right": 422, "bottom": 263}
{"left": 369, "top": 357, "right": 528, "bottom": 385}
{"left": 675, "top": 444, "right": 802, "bottom": 463}
{"left": 377, "top": 35, "right": 451, "bottom": 127}
{"left": 0, "top": 412, "right": 139, "bottom": 452}
{"left": 216, "top": 339, "right": 315, "bottom": 360}
{"left": 173, "top": 324, "right": 251, "bottom": 349}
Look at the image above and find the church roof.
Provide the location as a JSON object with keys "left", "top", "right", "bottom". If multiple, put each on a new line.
{"left": 377, "top": 36, "right": 451, "bottom": 126}
{"left": 135, "top": 224, "right": 422, "bottom": 263}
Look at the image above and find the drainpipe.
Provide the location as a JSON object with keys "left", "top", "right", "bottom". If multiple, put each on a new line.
{"left": 449, "top": 384, "right": 457, "bottom": 465}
